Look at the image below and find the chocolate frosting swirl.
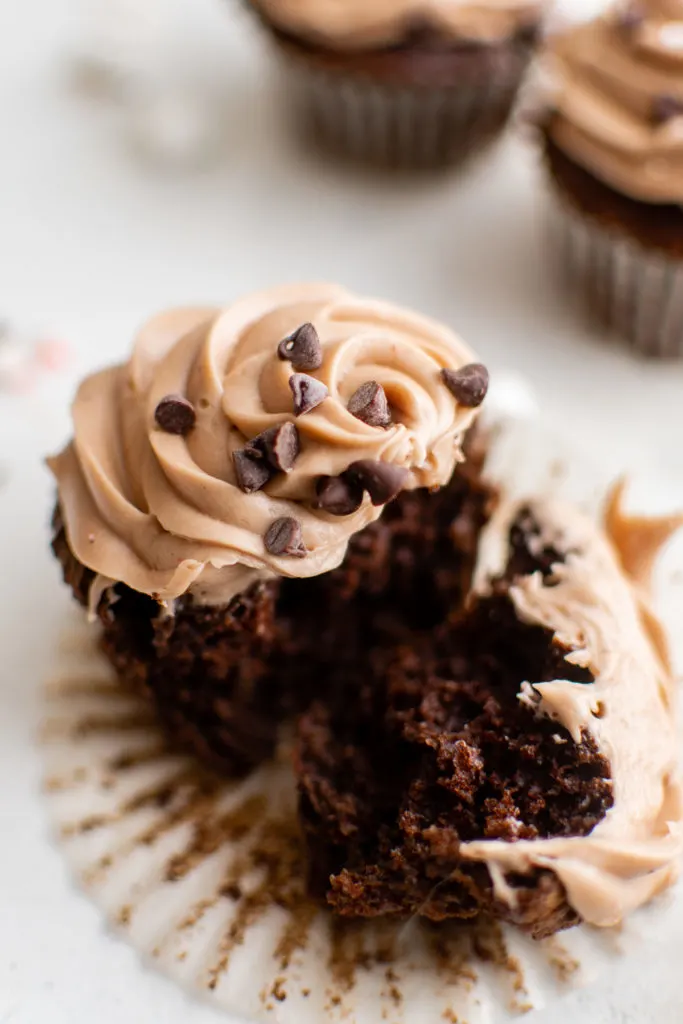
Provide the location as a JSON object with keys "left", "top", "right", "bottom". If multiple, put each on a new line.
{"left": 48, "top": 284, "right": 482, "bottom": 607}
{"left": 548, "top": 1, "right": 683, "bottom": 203}
{"left": 250, "top": 0, "right": 545, "bottom": 49}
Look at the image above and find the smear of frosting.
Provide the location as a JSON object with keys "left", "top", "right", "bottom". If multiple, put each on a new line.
{"left": 463, "top": 491, "right": 682, "bottom": 928}
{"left": 250, "top": 0, "right": 546, "bottom": 50}
{"left": 548, "top": 1, "right": 683, "bottom": 203}
{"left": 48, "top": 284, "right": 481, "bottom": 608}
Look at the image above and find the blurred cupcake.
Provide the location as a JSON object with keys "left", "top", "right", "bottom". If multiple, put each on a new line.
{"left": 48, "top": 284, "right": 489, "bottom": 774}
{"left": 541, "top": 1, "right": 683, "bottom": 357}
{"left": 247, "top": 0, "right": 549, "bottom": 168}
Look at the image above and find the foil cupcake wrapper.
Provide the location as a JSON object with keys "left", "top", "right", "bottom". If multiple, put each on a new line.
{"left": 548, "top": 195, "right": 683, "bottom": 359}
{"left": 39, "top": 412, "right": 682, "bottom": 1024}
{"left": 275, "top": 52, "right": 527, "bottom": 169}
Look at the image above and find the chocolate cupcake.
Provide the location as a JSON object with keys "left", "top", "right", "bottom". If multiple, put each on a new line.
{"left": 296, "top": 490, "right": 683, "bottom": 937}
{"left": 48, "top": 284, "right": 489, "bottom": 774}
{"left": 247, "top": 0, "right": 548, "bottom": 168}
{"left": 541, "top": 1, "right": 683, "bottom": 357}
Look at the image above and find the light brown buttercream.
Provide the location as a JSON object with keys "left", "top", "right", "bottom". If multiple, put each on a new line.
{"left": 48, "top": 284, "right": 481, "bottom": 609}
{"left": 464, "top": 489, "right": 682, "bottom": 927}
{"left": 548, "top": 2, "right": 683, "bottom": 203}
{"left": 251, "top": 0, "right": 545, "bottom": 49}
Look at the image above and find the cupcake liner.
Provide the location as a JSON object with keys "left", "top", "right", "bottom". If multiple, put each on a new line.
{"left": 40, "top": 410, "right": 683, "bottom": 1024}
{"left": 548, "top": 192, "right": 683, "bottom": 358}
{"left": 277, "top": 49, "right": 528, "bottom": 169}
{"left": 40, "top": 616, "right": 638, "bottom": 1024}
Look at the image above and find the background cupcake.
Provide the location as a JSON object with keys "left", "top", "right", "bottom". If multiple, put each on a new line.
{"left": 541, "top": 0, "right": 683, "bottom": 357}
{"left": 48, "top": 283, "right": 488, "bottom": 775}
{"left": 246, "top": 0, "right": 550, "bottom": 168}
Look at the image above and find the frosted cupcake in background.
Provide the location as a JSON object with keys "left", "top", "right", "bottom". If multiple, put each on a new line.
{"left": 540, "top": 0, "right": 683, "bottom": 357}
{"left": 246, "top": 0, "right": 550, "bottom": 168}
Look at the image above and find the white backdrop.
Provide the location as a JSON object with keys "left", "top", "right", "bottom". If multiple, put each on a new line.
{"left": 1, "top": 1, "right": 683, "bottom": 1022}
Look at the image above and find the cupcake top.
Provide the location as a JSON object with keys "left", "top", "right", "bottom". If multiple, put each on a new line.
{"left": 548, "top": 0, "right": 683, "bottom": 204}
{"left": 250, "top": 0, "right": 545, "bottom": 50}
{"left": 48, "top": 283, "right": 487, "bottom": 609}
{"left": 463, "top": 487, "right": 683, "bottom": 927}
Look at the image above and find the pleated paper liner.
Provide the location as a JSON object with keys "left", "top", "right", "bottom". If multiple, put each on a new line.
{"left": 40, "top": 412, "right": 683, "bottom": 1024}
{"left": 548, "top": 192, "right": 683, "bottom": 359}
{"left": 273, "top": 42, "right": 533, "bottom": 170}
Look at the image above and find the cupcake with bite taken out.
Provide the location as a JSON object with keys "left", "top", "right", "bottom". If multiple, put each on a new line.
{"left": 540, "top": 0, "right": 683, "bottom": 357}
{"left": 48, "top": 284, "right": 492, "bottom": 774}
{"left": 245, "top": 0, "right": 550, "bottom": 168}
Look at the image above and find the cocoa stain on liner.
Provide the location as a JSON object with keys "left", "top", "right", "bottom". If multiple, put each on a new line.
{"left": 40, "top": 629, "right": 554, "bottom": 1023}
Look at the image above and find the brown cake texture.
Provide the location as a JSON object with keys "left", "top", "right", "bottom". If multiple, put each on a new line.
{"left": 51, "top": 443, "right": 495, "bottom": 777}
{"left": 543, "top": 129, "right": 683, "bottom": 259}
{"left": 52, "top": 508, "right": 285, "bottom": 776}
{"left": 295, "top": 504, "right": 614, "bottom": 939}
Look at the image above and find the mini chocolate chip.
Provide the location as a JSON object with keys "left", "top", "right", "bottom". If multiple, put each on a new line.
{"left": 264, "top": 516, "right": 307, "bottom": 557}
{"left": 289, "top": 373, "right": 328, "bottom": 416}
{"left": 346, "top": 460, "right": 408, "bottom": 506}
{"left": 277, "top": 323, "right": 323, "bottom": 371}
{"left": 652, "top": 94, "right": 683, "bottom": 124}
{"left": 441, "top": 364, "right": 490, "bottom": 408}
{"left": 314, "top": 474, "right": 364, "bottom": 516}
{"left": 245, "top": 422, "right": 300, "bottom": 472}
{"left": 347, "top": 381, "right": 391, "bottom": 428}
{"left": 233, "top": 450, "right": 272, "bottom": 493}
{"left": 617, "top": 5, "right": 643, "bottom": 32}
{"left": 154, "top": 394, "right": 196, "bottom": 435}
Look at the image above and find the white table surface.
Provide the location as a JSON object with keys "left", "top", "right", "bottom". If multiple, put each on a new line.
{"left": 1, "top": 1, "right": 683, "bottom": 1022}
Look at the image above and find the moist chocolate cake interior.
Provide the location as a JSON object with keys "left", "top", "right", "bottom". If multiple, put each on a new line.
{"left": 295, "top": 505, "right": 614, "bottom": 934}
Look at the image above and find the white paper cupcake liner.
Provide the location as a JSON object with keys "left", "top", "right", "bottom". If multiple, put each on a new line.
{"left": 276, "top": 51, "right": 527, "bottom": 169}
{"left": 39, "top": 411, "right": 683, "bottom": 1024}
{"left": 548, "top": 194, "right": 683, "bottom": 359}
{"left": 40, "top": 619, "right": 644, "bottom": 1024}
